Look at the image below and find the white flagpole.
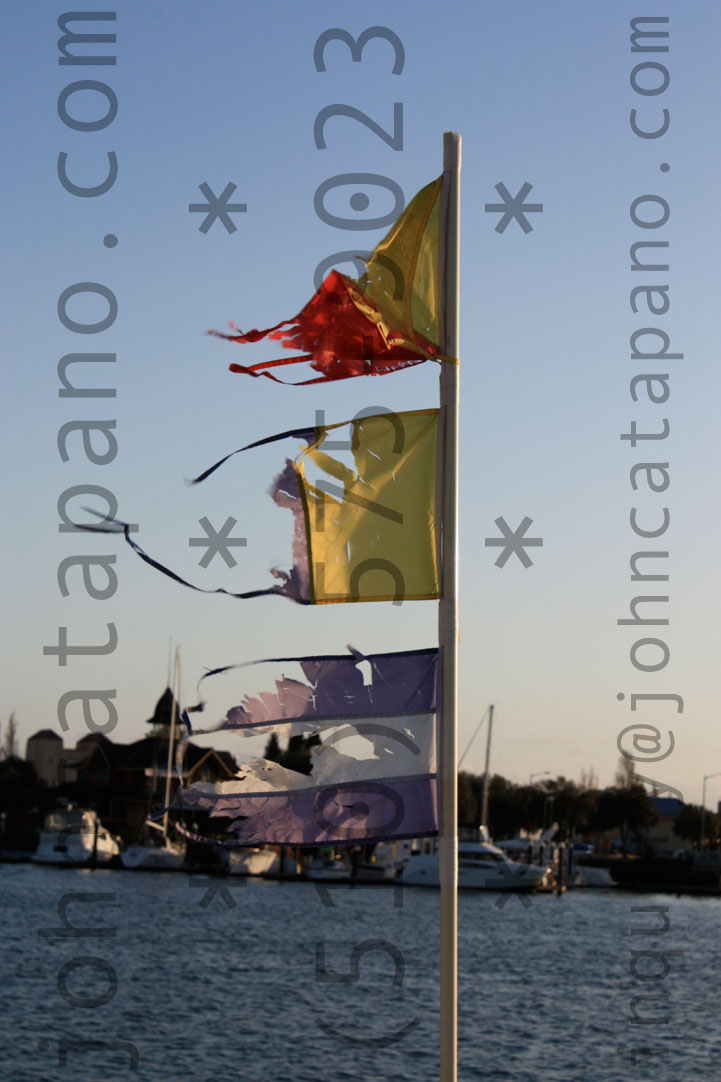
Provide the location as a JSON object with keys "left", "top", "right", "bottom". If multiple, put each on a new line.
{"left": 438, "top": 130, "right": 461, "bottom": 1082}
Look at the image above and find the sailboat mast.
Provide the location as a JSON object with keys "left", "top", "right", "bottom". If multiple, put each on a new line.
{"left": 438, "top": 130, "right": 461, "bottom": 1082}
{"left": 166, "top": 636, "right": 173, "bottom": 689}
{"left": 480, "top": 703, "right": 494, "bottom": 829}
{"left": 162, "top": 645, "right": 180, "bottom": 839}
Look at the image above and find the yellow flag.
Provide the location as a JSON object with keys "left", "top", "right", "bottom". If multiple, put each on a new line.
{"left": 298, "top": 410, "right": 440, "bottom": 603}
{"left": 357, "top": 176, "right": 441, "bottom": 352}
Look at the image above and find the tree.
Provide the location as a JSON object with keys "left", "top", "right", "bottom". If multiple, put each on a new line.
{"left": 0, "top": 755, "right": 43, "bottom": 811}
{"left": 263, "top": 733, "right": 281, "bottom": 762}
{"left": 487, "top": 775, "right": 529, "bottom": 838}
{"left": 596, "top": 783, "right": 658, "bottom": 855}
{"left": 262, "top": 732, "right": 321, "bottom": 776}
{"left": 1, "top": 713, "right": 18, "bottom": 760}
{"left": 674, "top": 803, "right": 719, "bottom": 847}
{"left": 0, "top": 755, "right": 47, "bottom": 851}
{"left": 614, "top": 755, "right": 636, "bottom": 789}
{"left": 544, "top": 776, "right": 598, "bottom": 837}
{"left": 280, "top": 733, "right": 321, "bottom": 775}
{"left": 458, "top": 771, "right": 479, "bottom": 827}
{"left": 579, "top": 766, "right": 598, "bottom": 791}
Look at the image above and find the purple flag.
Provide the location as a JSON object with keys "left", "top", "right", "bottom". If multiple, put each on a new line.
{"left": 179, "top": 647, "right": 438, "bottom": 846}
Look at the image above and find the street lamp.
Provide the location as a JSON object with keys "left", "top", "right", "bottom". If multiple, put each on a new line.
{"left": 529, "top": 771, "right": 550, "bottom": 786}
{"left": 700, "top": 772, "right": 721, "bottom": 850}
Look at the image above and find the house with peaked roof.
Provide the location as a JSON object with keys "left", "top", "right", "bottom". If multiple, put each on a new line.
{"left": 113, "top": 736, "right": 237, "bottom": 837}
{"left": 62, "top": 732, "right": 118, "bottom": 785}
{"left": 24, "top": 727, "right": 237, "bottom": 841}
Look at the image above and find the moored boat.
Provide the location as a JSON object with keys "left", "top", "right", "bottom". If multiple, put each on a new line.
{"left": 304, "top": 852, "right": 351, "bottom": 880}
{"left": 33, "top": 806, "right": 120, "bottom": 866}
{"left": 227, "top": 846, "right": 281, "bottom": 877}
{"left": 386, "top": 837, "right": 549, "bottom": 890}
{"left": 120, "top": 830, "right": 185, "bottom": 871}
{"left": 574, "top": 863, "right": 616, "bottom": 887}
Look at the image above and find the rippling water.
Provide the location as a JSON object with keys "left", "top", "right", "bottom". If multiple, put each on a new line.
{"left": 2, "top": 863, "right": 719, "bottom": 1081}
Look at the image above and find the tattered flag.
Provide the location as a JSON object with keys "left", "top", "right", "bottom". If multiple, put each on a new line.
{"left": 211, "top": 177, "right": 443, "bottom": 384}
{"left": 178, "top": 646, "right": 438, "bottom": 846}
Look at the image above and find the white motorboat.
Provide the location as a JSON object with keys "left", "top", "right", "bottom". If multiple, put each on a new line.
{"left": 33, "top": 807, "right": 120, "bottom": 866}
{"left": 380, "top": 837, "right": 549, "bottom": 891}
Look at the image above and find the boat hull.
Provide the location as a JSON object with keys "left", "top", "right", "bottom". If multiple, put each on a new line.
{"left": 227, "top": 847, "right": 281, "bottom": 877}
{"left": 304, "top": 861, "right": 350, "bottom": 880}
{"left": 400, "top": 856, "right": 546, "bottom": 890}
{"left": 574, "top": 864, "right": 616, "bottom": 887}
{"left": 120, "top": 843, "right": 185, "bottom": 871}
{"left": 33, "top": 831, "right": 119, "bottom": 867}
{"left": 392, "top": 841, "right": 548, "bottom": 891}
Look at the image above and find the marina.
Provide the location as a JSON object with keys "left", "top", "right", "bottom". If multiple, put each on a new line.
{"left": 12, "top": 819, "right": 721, "bottom": 896}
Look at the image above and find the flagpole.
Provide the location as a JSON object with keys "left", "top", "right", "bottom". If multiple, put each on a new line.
{"left": 438, "top": 130, "right": 460, "bottom": 1082}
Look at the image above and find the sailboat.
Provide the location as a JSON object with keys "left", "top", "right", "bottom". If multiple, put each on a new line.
{"left": 121, "top": 646, "right": 186, "bottom": 871}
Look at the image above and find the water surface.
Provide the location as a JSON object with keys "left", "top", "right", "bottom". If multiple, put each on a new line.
{"left": 2, "top": 863, "right": 718, "bottom": 1081}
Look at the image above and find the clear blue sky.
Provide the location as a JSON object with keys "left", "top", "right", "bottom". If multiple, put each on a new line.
{"left": 2, "top": 2, "right": 720, "bottom": 807}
